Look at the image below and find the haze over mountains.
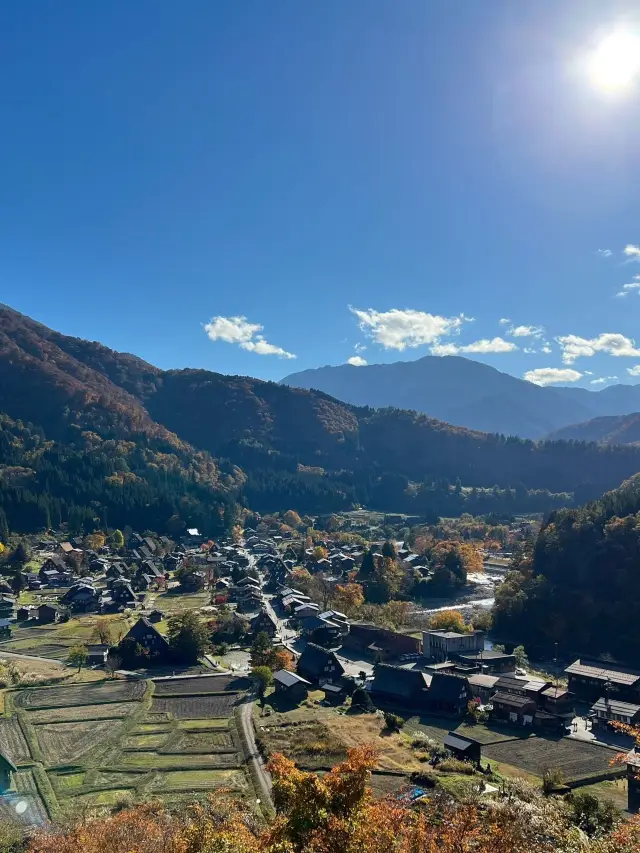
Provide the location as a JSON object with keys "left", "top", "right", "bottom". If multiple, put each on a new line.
{"left": 281, "top": 358, "right": 640, "bottom": 439}
{"left": 3, "top": 303, "right": 640, "bottom": 536}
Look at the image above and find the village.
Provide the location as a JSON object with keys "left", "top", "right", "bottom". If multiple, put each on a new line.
{"left": 0, "top": 517, "right": 636, "bottom": 825}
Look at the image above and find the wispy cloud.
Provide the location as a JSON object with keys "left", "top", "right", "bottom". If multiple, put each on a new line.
{"left": 499, "top": 318, "right": 511, "bottom": 326}
{"left": 627, "top": 365, "right": 640, "bottom": 376}
{"left": 204, "top": 315, "right": 296, "bottom": 359}
{"left": 354, "top": 342, "right": 367, "bottom": 354}
{"left": 541, "top": 343, "right": 552, "bottom": 354}
{"left": 431, "top": 337, "right": 517, "bottom": 356}
{"left": 350, "top": 307, "right": 472, "bottom": 351}
{"left": 624, "top": 244, "right": 640, "bottom": 261}
{"left": 598, "top": 249, "right": 612, "bottom": 258}
{"left": 507, "top": 324, "right": 545, "bottom": 339}
{"left": 615, "top": 275, "right": 640, "bottom": 297}
{"left": 347, "top": 356, "right": 367, "bottom": 367}
{"left": 557, "top": 333, "right": 640, "bottom": 364}
{"left": 524, "top": 367, "right": 582, "bottom": 386}
{"left": 590, "top": 376, "right": 618, "bottom": 385}
{"left": 523, "top": 347, "right": 536, "bottom": 354}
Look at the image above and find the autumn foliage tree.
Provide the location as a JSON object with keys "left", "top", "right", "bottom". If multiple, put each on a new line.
{"left": 26, "top": 744, "right": 630, "bottom": 853}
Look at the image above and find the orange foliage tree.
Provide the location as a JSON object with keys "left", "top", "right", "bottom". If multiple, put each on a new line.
{"left": 28, "top": 745, "right": 616, "bottom": 853}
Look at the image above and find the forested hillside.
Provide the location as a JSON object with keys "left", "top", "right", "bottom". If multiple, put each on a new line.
{"left": 547, "top": 411, "right": 640, "bottom": 445}
{"left": 494, "top": 474, "right": 640, "bottom": 661}
{"left": 3, "top": 304, "right": 640, "bottom": 534}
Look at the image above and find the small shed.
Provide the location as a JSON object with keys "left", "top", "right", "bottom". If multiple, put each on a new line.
{"left": 320, "top": 681, "right": 347, "bottom": 705}
{"left": 38, "top": 603, "right": 61, "bottom": 624}
{"left": 273, "top": 670, "right": 311, "bottom": 704}
{"left": 86, "top": 644, "right": 109, "bottom": 666}
{"left": 444, "top": 732, "right": 482, "bottom": 766}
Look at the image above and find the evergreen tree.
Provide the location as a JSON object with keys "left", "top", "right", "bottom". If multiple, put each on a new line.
{"left": 0, "top": 508, "right": 9, "bottom": 542}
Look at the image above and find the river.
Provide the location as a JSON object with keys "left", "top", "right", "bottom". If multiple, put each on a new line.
{"left": 411, "top": 570, "right": 503, "bottom": 617}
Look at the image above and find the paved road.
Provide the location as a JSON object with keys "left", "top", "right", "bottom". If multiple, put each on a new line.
{"left": 238, "top": 698, "right": 273, "bottom": 810}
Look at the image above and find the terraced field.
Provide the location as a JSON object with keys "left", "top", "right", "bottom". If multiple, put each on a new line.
{"left": 120, "top": 751, "right": 241, "bottom": 770}
{"left": 152, "top": 675, "right": 250, "bottom": 696}
{"left": 35, "top": 719, "right": 129, "bottom": 764}
{"left": 4, "top": 671, "right": 253, "bottom": 823}
{"left": 0, "top": 716, "right": 31, "bottom": 763}
{"left": 28, "top": 702, "right": 139, "bottom": 724}
{"left": 14, "top": 680, "right": 146, "bottom": 709}
{"left": 152, "top": 693, "right": 241, "bottom": 719}
{"left": 159, "top": 769, "right": 248, "bottom": 791}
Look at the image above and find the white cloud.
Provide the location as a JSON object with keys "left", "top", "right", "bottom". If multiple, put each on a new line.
{"left": 524, "top": 368, "right": 582, "bottom": 386}
{"left": 523, "top": 347, "right": 536, "bottom": 354}
{"left": 508, "top": 325, "right": 545, "bottom": 338}
{"left": 204, "top": 315, "right": 296, "bottom": 359}
{"left": 499, "top": 318, "right": 511, "bottom": 325}
{"left": 541, "top": 344, "right": 552, "bottom": 354}
{"left": 350, "top": 307, "right": 472, "bottom": 351}
{"left": 598, "top": 249, "right": 612, "bottom": 257}
{"left": 627, "top": 365, "right": 640, "bottom": 376}
{"left": 347, "top": 356, "right": 367, "bottom": 367}
{"left": 354, "top": 342, "right": 367, "bottom": 354}
{"left": 590, "top": 376, "right": 618, "bottom": 385}
{"left": 431, "top": 336, "right": 518, "bottom": 356}
{"left": 615, "top": 276, "right": 640, "bottom": 297}
{"left": 624, "top": 244, "right": 640, "bottom": 260}
{"left": 557, "top": 333, "right": 640, "bottom": 364}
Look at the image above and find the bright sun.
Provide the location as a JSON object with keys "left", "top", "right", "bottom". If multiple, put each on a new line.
{"left": 588, "top": 31, "right": 640, "bottom": 93}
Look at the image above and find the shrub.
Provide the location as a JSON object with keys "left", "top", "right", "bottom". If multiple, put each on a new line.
{"left": 438, "top": 758, "right": 476, "bottom": 775}
{"left": 383, "top": 712, "right": 404, "bottom": 732}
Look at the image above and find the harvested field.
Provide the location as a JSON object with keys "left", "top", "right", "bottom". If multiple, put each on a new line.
{"left": 28, "top": 702, "right": 139, "bottom": 724}
{"left": 483, "top": 737, "right": 617, "bottom": 782}
{"left": 134, "top": 723, "right": 174, "bottom": 734}
{"left": 178, "top": 719, "right": 229, "bottom": 730}
{"left": 120, "top": 752, "right": 240, "bottom": 770}
{"left": 153, "top": 675, "right": 249, "bottom": 696}
{"left": 15, "top": 680, "right": 145, "bottom": 709}
{"left": 35, "top": 719, "right": 126, "bottom": 764}
{"left": 160, "top": 769, "right": 248, "bottom": 791}
{"left": 92, "top": 770, "right": 148, "bottom": 787}
{"left": 12, "top": 768, "right": 49, "bottom": 824}
{"left": 124, "top": 733, "right": 170, "bottom": 750}
{"left": 75, "top": 789, "right": 134, "bottom": 806}
{"left": 160, "top": 730, "right": 235, "bottom": 753}
{"left": 53, "top": 772, "right": 86, "bottom": 790}
{"left": 152, "top": 694, "right": 239, "bottom": 719}
{"left": 0, "top": 715, "right": 30, "bottom": 763}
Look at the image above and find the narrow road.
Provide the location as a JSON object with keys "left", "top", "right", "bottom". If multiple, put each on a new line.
{"left": 0, "top": 649, "right": 64, "bottom": 665}
{"left": 238, "top": 698, "right": 273, "bottom": 810}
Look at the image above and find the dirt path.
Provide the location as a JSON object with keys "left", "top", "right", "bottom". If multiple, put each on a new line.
{"left": 238, "top": 699, "right": 273, "bottom": 809}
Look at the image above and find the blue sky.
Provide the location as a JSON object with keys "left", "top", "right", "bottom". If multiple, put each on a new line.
{"left": 2, "top": 1, "right": 640, "bottom": 388}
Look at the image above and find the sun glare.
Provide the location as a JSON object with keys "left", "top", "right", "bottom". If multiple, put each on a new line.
{"left": 588, "top": 31, "right": 640, "bottom": 93}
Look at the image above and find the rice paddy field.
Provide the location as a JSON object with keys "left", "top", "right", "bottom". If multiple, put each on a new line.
{"left": 0, "top": 673, "right": 254, "bottom": 825}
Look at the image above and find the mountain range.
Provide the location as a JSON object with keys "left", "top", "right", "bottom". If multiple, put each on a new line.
{"left": 3, "top": 303, "right": 640, "bottom": 536}
{"left": 281, "top": 358, "right": 640, "bottom": 439}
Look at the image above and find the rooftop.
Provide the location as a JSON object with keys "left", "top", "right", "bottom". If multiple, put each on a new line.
{"left": 592, "top": 697, "right": 640, "bottom": 716}
{"left": 565, "top": 659, "right": 640, "bottom": 687}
